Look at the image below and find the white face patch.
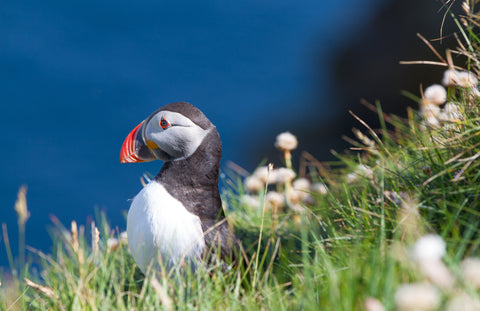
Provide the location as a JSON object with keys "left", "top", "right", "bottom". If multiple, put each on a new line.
{"left": 127, "top": 181, "right": 206, "bottom": 272}
{"left": 143, "top": 111, "right": 210, "bottom": 161}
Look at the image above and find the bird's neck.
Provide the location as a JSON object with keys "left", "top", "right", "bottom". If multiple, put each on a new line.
{"left": 156, "top": 128, "right": 221, "bottom": 187}
{"left": 154, "top": 128, "right": 223, "bottom": 219}
{"left": 156, "top": 154, "right": 220, "bottom": 188}
{"left": 155, "top": 128, "right": 222, "bottom": 204}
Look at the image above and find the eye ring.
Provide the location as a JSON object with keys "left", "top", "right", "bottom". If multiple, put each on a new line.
{"left": 160, "top": 117, "right": 170, "bottom": 129}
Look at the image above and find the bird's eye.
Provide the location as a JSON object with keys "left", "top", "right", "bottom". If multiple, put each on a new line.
{"left": 160, "top": 118, "right": 170, "bottom": 129}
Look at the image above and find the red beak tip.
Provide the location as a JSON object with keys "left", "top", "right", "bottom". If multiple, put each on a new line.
{"left": 120, "top": 121, "right": 145, "bottom": 164}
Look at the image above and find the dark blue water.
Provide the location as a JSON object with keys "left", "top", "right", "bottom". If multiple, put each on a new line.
{"left": 0, "top": 0, "right": 383, "bottom": 268}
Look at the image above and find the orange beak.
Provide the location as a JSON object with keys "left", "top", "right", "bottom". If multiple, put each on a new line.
{"left": 120, "top": 121, "right": 155, "bottom": 163}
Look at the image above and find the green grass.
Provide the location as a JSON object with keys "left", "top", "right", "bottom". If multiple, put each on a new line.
{"left": 3, "top": 6, "right": 480, "bottom": 311}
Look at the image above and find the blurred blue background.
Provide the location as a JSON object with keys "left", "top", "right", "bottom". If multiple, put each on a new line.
{"left": 1, "top": 0, "right": 459, "bottom": 269}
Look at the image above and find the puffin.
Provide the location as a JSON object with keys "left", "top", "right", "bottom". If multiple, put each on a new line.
{"left": 120, "top": 102, "right": 236, "bottom": 272}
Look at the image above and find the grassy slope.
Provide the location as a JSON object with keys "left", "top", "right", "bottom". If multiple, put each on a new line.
{"left": 3, "top": 7, "right": 480, "bottom": 311}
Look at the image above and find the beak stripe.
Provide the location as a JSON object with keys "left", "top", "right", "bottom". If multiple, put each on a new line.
{"left": 120, "top": 121, "right": 145, "bottom": 163}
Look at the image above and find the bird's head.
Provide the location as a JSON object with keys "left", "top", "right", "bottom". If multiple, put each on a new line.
{"left": 120, "top": 102, "right": 215, "bottom": 163}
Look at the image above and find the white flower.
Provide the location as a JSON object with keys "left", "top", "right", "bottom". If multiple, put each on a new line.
{"left": 292, "top": 178, "right": 314, "bottom": 203}
{"left": 243, "top": 194, "right": 261, "bottom": 208}
{"left": 445, "top": 292, "right": 480, "bottom": 311}
{"left": 421, "top": 103, "right": 441, "bottom": 118}
{"left": 253, "top": 166, "right": 277, "bottom": 184}
{"left": 301, "top": 191, "right": 315, "bottom": 204}
{"left": 346, "top": 172, "right": 358, "bottom": 183}
{"left": 311, "top": 182, "right": 328, "bottom": 195}
{"left": 457, "top": 71, "right": 478, "bottom": 88}
{"left": 410, "top": 234, "right": 446, "bottom": 262}
{"left": 107, "top": 237, "right": 120, "bottom": 251}
{"left": 471, "top": 88, "right": 480, "bottom": 98}
{"left": 119, "top": 231, "right": 128, "bottom": 243}
{"left": 266, "top": 191, "right": 285, "bottom": 209}
{"left": 408, "top": 229, "right": 453, "bottom": 290}
{"left": 274, "top": 168, "right": 296, "bottom": 184}
{"left": 421, "top": 104, "right": 441, "bottom": 127}
{"left": 425, "top": 116, "right": 440, "bottom": 128}
{"left": 461, "top": 257, "right": 480, "bottom": 289}
{"left": 442, "top": 69, "right": 460, "bottom": 86}
{"left": 424, "top": 84, "right": 447, "bottom": 105}
{"left": 289, "top": 203, "right": 305, "bottom": 212}
{"left": 287, "top": 188, "right": 314, "bottom": 206}
{"left": 442, "top": 69, "right": 478, "bottom": 88}
{"left": 364, "top": 297, "right": 385, "bottom": 311}
{"left": 244, "top": 176, "right": 264, "bottom": 193}
{"left": 441, "top": 102, "right": 463, "bottom": 122}
{"left": 417, "top": 258, "right": 454, "bottom": 289}
{"left": 394, "top": 283, "right": 441, "bottom": 311}
{"left": 293, "top": 178, "right": 311, "bottom": 191}
{"left": 286, "top": 189, "right": 300, "bottom": 205}
{"left": 274, "top": 132, "right": 298, "bottom": 151}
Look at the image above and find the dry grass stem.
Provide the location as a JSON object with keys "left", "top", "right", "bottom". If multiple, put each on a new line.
{"left": 349, "top": 110, "right": 397, "bottom": 163}
{"left": 24, "top": 278, "right": 56, "bottom": 299}
{"left": 416, "top": 33, "right": 446, "bottom": 64}
{"left": 399, "top": 60, "right": 463, "bottom": 69}
{"left": 14, "top": 186, "right": 29, "bottom": 226}
{"left": 149, "top": 276, "right": 173, "bottom": 311}
{"left": 70, "top": 221, "right": 85, "bottom": 265}
{"left": 91, "top": 222, "right": 100, "bottom": 256}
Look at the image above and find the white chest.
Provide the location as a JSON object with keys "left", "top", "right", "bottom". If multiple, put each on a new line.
{"left": 126, "top": 181, "right": 205, "bottom": 272}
